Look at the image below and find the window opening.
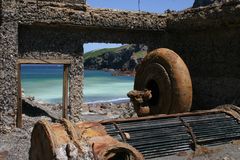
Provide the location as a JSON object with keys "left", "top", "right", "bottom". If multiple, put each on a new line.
{"left": 16, "top": 60, "right": 70, "bottom": 128}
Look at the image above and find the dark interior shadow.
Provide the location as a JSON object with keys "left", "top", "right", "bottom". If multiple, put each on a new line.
{"left": 22, "top": 100, "right": 57, "bottom": 121}
{"left": 0, "top": 0, "right": 2, "bottom": 25}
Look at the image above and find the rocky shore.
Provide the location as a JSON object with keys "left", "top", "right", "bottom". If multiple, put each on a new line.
{"left": 102, "top": 68, "right": 136, "bottom": 77}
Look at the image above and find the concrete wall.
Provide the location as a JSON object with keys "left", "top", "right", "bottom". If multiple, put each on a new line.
{"left": 0, "top": 0, "right": 167, "bottom": 129}
{"left": 148, "top": 2, "right": 240, "bottom": 109}
{"left": 1, "top": 0, "right": 240, "bottom": 129}
{"left": 0, "top": 0, "right": 19, "bottom": 129}
{"left": 149, "top": 27, "right": 240, "bottom": 110}
{"left": 18, "top": 25, "right": 84, "bottom": 121}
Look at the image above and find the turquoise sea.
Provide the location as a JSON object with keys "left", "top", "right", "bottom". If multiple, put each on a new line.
{"left": 21, "top": 64, "right": 134, "bottom": 104}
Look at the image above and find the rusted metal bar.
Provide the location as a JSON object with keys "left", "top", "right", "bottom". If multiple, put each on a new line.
{"left": 111, "top": 122, "right": 127, "bottom": 142}
{"left": 179, "top": 117, "right": 197, "bottom": 151}
{"left": 16, "top": 63, "right": 22, "bottom": 128}
{"left": 62, "top": 64, "right": 69, "bottom": 119}
{"left": 100, "top": 105, "right": 240, "bottom": 124}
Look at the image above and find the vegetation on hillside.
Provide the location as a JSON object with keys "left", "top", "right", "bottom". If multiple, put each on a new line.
{"left": 133, "top": 50, "right": 147, "bottom": 59}
{"left": 84, "top": 45, "right": 132, "bottom": 61}
{"left": 83, "top": 44, "right": 147, "bottom": 70}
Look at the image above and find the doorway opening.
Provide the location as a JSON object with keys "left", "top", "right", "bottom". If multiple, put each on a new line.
{"left": 83, "top": 43, "right": 147, "bottom": 103}
{"left": 16, "top": 59, "right": 70, "bottom": 128}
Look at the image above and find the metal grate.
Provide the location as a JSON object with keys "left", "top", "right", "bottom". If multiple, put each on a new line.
{"left": 102, "top": 112, "right": 240, "bottom": 159}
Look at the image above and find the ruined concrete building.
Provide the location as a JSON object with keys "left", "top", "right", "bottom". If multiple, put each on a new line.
{"left": 1, "top": 0, "right": 240, "bottom": 129}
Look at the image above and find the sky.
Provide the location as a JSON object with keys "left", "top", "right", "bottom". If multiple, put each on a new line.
{"left": 84, "top": 0, "right": 195, "bottom": 53}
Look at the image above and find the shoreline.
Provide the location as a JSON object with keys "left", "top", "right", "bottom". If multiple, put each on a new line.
{"left": 26, "top": 96, "right": 131, "bottom": 105}
{"left": 22, "top": 69, "right": 134, "bottom": 105}
{"left": 21, "top": 96, "right": 135, "bottom": 122}
{"left": 86, "top": 68, "right": 136, "bottom": 77}
{"left": 83, "top": 97, "right": 130, "bottom": 105}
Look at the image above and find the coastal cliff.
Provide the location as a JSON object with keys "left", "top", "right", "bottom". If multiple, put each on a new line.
{"left": 193, "top": 0, "right": 232, "bottom": 7}
{"left": 84, "top": 44, "right": 147, "bottom": 71}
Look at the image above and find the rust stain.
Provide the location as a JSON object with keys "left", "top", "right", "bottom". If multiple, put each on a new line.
{"left": 0, "top": 151, "right": 8, "bottom": 160}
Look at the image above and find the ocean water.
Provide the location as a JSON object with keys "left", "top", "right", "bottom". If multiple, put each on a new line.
{"left": 21, "top": 65, "right": 134, "bottom": 104}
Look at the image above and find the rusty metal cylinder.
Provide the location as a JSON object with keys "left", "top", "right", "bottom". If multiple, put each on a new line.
{"left": 29, "top": 119, "right": 144, "bottom": 160}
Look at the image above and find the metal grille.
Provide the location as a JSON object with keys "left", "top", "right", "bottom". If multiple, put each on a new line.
{"left": 103, "top": 112, "right": 240, "bottom": 159}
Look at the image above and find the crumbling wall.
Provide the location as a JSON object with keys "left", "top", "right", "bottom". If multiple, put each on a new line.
{"left": 1, "top": 0, "right": 240, "bottom": 130}
{"left": 0, "top": 0, "right": 167, "bottom": 129}
{"left": 0, "top": 1, "right": 18, "bottom": 129}
{"left": 18, "top": 25, "right": 84, "bottom": 121}
{"left": 149, "top": 28, "right": 240, "bottom": 110}
{"left": 148, "top": 2, "right": 240, "bottom": 109}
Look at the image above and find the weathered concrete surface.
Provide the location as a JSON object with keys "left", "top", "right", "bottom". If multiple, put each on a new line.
{"left": 0, "top": 0, "right": 168, "bottom": 130}
{"left": 19, "top": 25, "right": 84, "bottom": 121}
{"left": 0, "top": 0, "right": 19, "bottom": 130}
{"left": 1, "top": 0, "right": 240, "bottom": 129}
{"left": 17, "top": 1, "right": 167, "bottom": 31}
{"left": 150, "top": 2, "right": 240, "bottom": 109}
{"left": 147, "top": 2, "right": 240, "bottom": 110}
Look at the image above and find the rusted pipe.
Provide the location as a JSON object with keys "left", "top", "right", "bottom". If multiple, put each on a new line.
{"left": 101, "top": 105, "right": 240, "bottom": 124}
{"left": 29, "top": 119, "right": 144, "bottom": 160}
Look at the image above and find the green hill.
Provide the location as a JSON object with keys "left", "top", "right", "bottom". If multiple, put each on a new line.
{"left": 84, "top": 44, "right": 147, "bottom": 70}
{"left": 84, "top": 45, "right": 132, "bottom": 61}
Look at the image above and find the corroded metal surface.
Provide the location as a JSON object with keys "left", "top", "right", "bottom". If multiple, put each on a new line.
{"left": 0, "top": 151, "right": 8, "bottom": 160}
{"left": 133, "top": 48, "right": 192, "bottom": 116}
{"left": 127, "top": 89, "right": 152, "bottom": 116}
{"left": 29, "top": 119, "right": 144, "bottom": 160}
{"left": 101, "top": 105, "right": 240, "bottom": 159}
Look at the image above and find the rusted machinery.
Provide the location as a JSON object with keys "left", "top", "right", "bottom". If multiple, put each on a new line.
{"left": 129, "top": 48, "right": 192, "bottom": 116}
{"left": 29, "top": 48, "right": 240, "bottom": 159}
{"left": 101, "top": 105, "right": 240, "bottom": 159}
{"left": 30, "top": 106, "right": 240, "bottom": 159}
{"left": 29, "top": 119, "right": 144, "bottom": 160}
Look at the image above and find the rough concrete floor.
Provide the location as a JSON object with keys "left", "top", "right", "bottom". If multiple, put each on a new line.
{"left": 0, "top": 114, "right": 49, "bottom": 160}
